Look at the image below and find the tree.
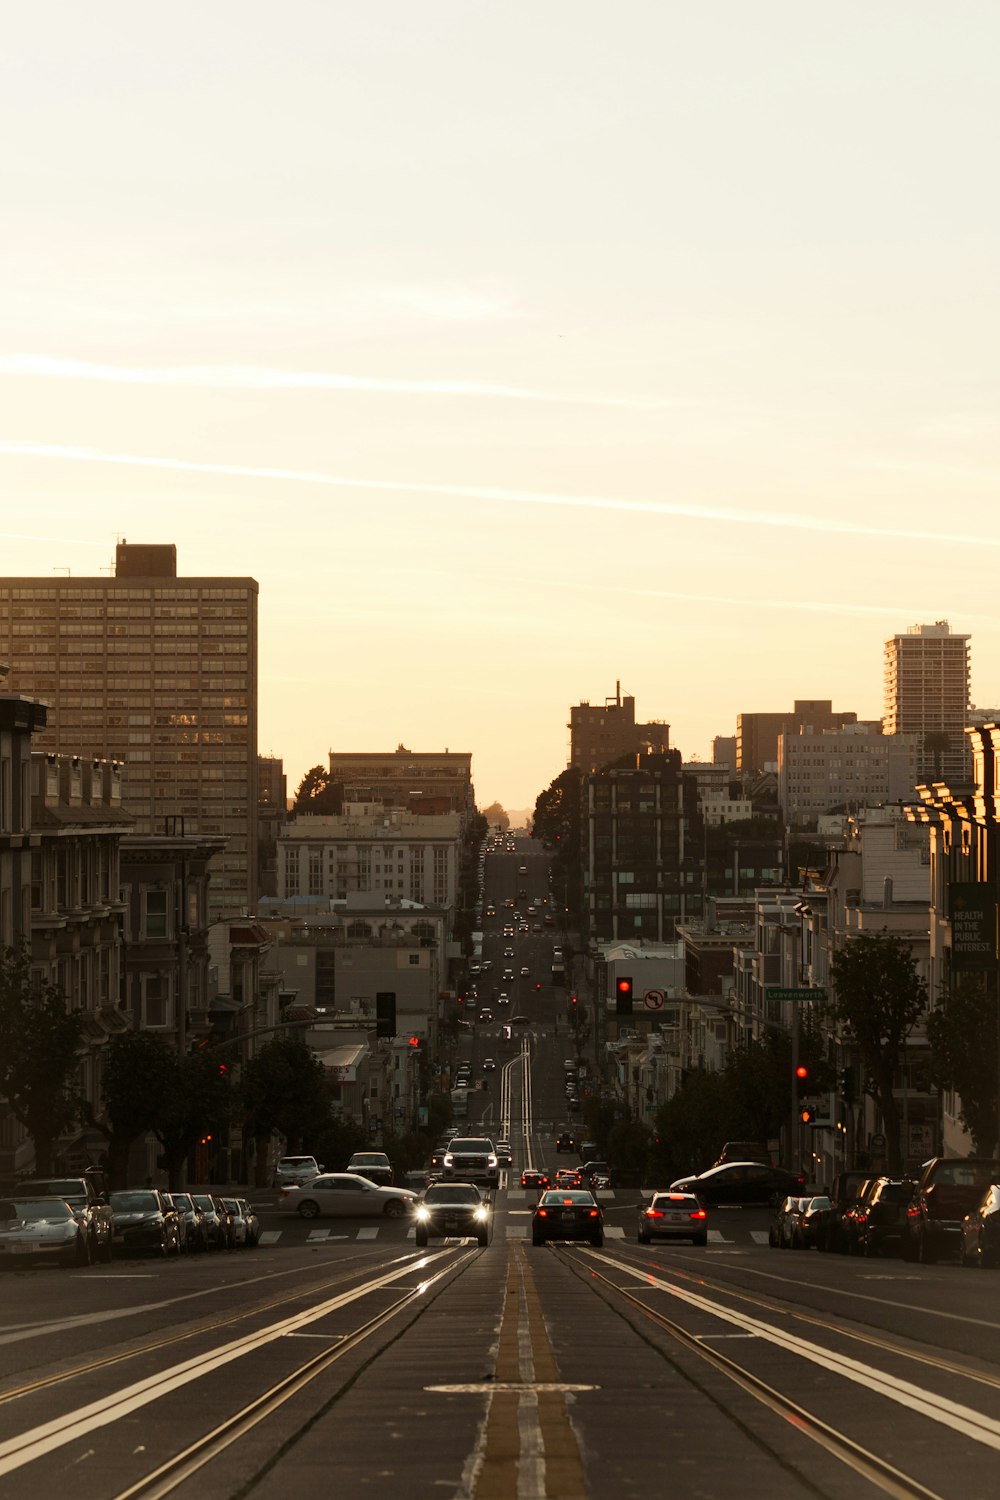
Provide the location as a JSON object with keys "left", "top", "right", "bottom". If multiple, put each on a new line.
{"left": 239, "top": 1035, "right": 333, "bottom": 1185}
{"left": 481, "top": 802, "right": 509, "bottom": 831}
{"left": 926, "top": 976, "right": 999, "bottom": 1153}
{"left": 155, "top": 1050, "right": 233, "bottom": 1189}
{"left": 532, "top": 768, "right": 583, "bottom": 916}
{"left": 828, "top": 931, "right": 927, "bottom": 1172}
{"left": 0, "top": 945, "right": 83, "bottom": 1175}
{"left": 292, "top": 765, "right": 341, "bottom": 815}
{"left": 97, "top": 1030, "right": 175, "bottom": 1187}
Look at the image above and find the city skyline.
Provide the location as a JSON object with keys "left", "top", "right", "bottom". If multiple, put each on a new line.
{"left": 2, "top": 4, "right": 999, "bottom": 809}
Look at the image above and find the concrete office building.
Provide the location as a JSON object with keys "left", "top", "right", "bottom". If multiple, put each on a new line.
{"left": 883, "top": 621, "right": 971, "bottom": 789}
{"left": 569, "top": 683, "right": 670, "bottom": 776}
{"left": 328, "top": 747, "right": 475, "bottom": 827}
{"left": 736, "top": 700, "right": 858, "bottom": 776}
{"left": 778, "top": 722, "right": 921, "bottom": 827}
{"left": 0, "top": 543, "right": 258, "bottom": 921}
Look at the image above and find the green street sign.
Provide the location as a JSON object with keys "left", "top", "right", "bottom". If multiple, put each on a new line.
{"left": 765, "top": 987, "right": 826, "bottom": 1003}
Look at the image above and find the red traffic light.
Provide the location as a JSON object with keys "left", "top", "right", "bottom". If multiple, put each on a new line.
{"left": 570, "top": 994, "right": 578, "bottom": 1006}
{"left": 408, "top": 1035, "right": 420, "bottom": 1048}
{"left": 795, "top": 1064, "right": 809, "bottom": 1080}
{"left": 218, "top": 1063, "right": 229, "bottom": 1077}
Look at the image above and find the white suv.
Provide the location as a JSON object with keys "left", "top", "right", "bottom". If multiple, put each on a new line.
{"left": 443, "top": 1137, "right": 499, "bottom": 1187}
{"left": 273, "top": 1155, "right": 323, "bottom": 1189}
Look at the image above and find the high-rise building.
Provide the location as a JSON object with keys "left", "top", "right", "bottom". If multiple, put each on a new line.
{"left": 0, "top": 543, "right": 258, "bottom": 921}
{"left": 778, "top": 722, "right": 920, "bottom": 826}
{"left": 569, "top": 683, "right": 670, "bottom": 775}
{"left": 883, "top": 621, "right": 971, "bottom": 788}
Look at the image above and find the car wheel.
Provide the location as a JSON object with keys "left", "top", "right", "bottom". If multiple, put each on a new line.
{"left": 960, "top": 1241, "right": 974, "bottom": 1268}
{"left": 414, "top": 1229, "right": 428, "bottom": 1247}
{"left": 99, "top": 1232, "right": 113, "bottom": 1264}
{"left": 918, "top": 1233, "right": 937, "bottom": 1265}
{"left": 693, "top": 1233, "right": 708, "bottom": 1248}
{"left": 477, "top": 1231, "right": 489, "bottom": 1247}
{"left": 638, "top": 1228, "right": 650, "bottom": 1245}
{"left": 382, "top": 1199, "right": 408, "bottom": 1219}
{"left": 531, "top": 1232, "right": 544, "bottom": 1246}
{"left": 297, "top": 1200, "right": 320, "bottom": 1220}
{"left": 75, "top": 1232, "right": 92, "bottom": 1267}
{"left": 590, "top": 1233, "right": 604, "bottom": 1247}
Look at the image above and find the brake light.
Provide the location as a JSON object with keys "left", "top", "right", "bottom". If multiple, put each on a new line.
{"left": 646, "top": 1209, "right": 664, "bottom": 1218}
{"left": 689, "top": 1209, "right": 707, "bottom": 1221}
{"left": 537, "top": 1209, "right": 548, "bottom": 1217}
{"left": 589, "top": 1209, "right": 599, "bottom": 1218}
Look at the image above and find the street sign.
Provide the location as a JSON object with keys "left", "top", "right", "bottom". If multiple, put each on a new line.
{"left": 765, "top": 987, "right": 826, "bottom": 1003}
{"left": 643, "top": 989, "right": 665, "bottom": 1011}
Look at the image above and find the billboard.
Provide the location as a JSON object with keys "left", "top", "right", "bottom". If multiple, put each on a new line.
{"left": 948, "top": 883, "right": 997, "bottom": 970}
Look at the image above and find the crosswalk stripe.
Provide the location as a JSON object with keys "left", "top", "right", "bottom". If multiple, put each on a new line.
{"left": 707, "top": 1230, "right": 733, "bottom": 1244}
{"left": 356, "top": 1226, "right": 379, "bottom": 1240}
{"left": 605, "top": 1226, "right": 625, "bottom": 1239}
{"left": 750, "top": 1230, "right": 771, "bottom": 1245}
{"left": 306, "top": 1229, "right": 330, "bottom": 1241}
{"left": 257, "top": 1230, "right": 281, "bottom": 1245}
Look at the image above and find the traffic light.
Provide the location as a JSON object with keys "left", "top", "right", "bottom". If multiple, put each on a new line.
{"left": 569, "top": 994, "right": 578, "bottom": 1008}
{"left": 217, "top": 1063, "right": 229, "bottom": 1078}
{"left": 800, "top": 1105, "right": 815, "bottom": 1124}
{"left": 616, "top": 977, "right": 633, "bottom": 1015}
{"left": 795, "top": 1064, "right": 809, "bottom": 1081}
{"left": 535, "top": 981, "right": 541, "bottom": 990}
{"left": 407, "top": 1035, "right": 420, "bottom": 1049}
{"left": 838, "top": 1066, "right": 856, "bottom": 1104}
{"left": 376, "top": 991, "right": 397, "bottom": 1038}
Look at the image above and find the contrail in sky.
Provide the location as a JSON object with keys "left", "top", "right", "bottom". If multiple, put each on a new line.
{"left": 0, "top": 438, "right": 997, "bottom": 549}
{"left": 0, "top": 354, "right": 672, "bottom": 411}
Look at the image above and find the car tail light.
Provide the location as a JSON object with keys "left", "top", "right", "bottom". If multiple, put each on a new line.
{"left": 689, "top": 1209, "right": 707, "bottom": 1221}
{"left": 537, "top": 1209, "right": 548, "bottom": 1218}
{"left": 646, "top": 1209, "right": 664, "bottom": 1218}
{"left": 589, "top": 1209, "right": 599, "bottom": 1218}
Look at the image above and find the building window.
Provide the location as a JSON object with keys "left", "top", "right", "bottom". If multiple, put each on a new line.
{"left": 143, "top": 889, "right": 169, "bottom": 939}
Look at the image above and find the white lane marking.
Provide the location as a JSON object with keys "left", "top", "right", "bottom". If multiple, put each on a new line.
{"left": 750, "top": 1230, "right": 771, "bottom": 1245}
{"left": 306, "top": 1230, "right": 330, "bottom": 1242}
{"left": 257, "top": 1231, "right": 282, "bottom": 1245}
{"left": 585, "top": 1250, "right": 1000, "bottom": 1454}
{"left": 356, "top": 1227, "right": 379, "bottom": 1240}
{"left": 605, "top": 1227, "right": 625, "bottom": 1240}
{"left": 707, "top": 1230, "right": 733, "bottom": 1244}
{"left": 0, "top": 1256, "right": 444, "bottom": 1478}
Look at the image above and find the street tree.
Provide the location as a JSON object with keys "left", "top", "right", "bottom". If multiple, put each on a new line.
{"left": 0, "top": 944, "right": 83, "bottom": 1175}
{"left": 481, "top": 802, "right": 509, "bottom": 830}
{"left": 156, "top": 1050, "right": 233, "bottom": 1189}
{"left": 532, "top": 767, "right": 583, "bottom": 914}
{"left": 926, "top": 976, "right": 999, "bottom": 1154}
{"left": 828, "top": 931, "right": 927, "bottom": 1172}
{"left": 96, "top": 1030, "right": 175, "bottom": 1187}
{"left": 240, "top": 1034, "right": 332, "bottom": 1185}
{"left": 292, "top": 766, "right": 341, "bottom": 815}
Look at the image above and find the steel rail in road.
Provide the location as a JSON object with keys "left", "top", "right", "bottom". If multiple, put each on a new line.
{"left": 555, "top": 1243, "right": 1000, "bottom": 1500}
{"left": 586, "top": 1244, "right": 1000, "bottom": 1400}
{"left": 0, "top": 1250, "right": 423, "bottom": 1409}
{"left": 0, "top": 1248, "right": 478, "bottom": 1489}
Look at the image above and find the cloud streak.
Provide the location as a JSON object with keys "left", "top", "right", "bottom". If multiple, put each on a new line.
{"left": 0, "top": 354, "right": 672, "bottom": 411}
{"left": 1, "top": 438, "right": 998, "bottom": 550}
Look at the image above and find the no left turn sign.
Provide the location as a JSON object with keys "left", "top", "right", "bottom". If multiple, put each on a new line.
{"left": 643, "top": 989, "right": 665, "bottom": 1010}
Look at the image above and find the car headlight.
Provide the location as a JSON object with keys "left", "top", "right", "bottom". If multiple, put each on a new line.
{"left": 474, "top": 1206, "right": 489, "bottom": 1222}
{"left": 443, "top": 1155, "right": 454, "bottom": 1167}
{"left": 416, "top": 1207, "right": 430, "bottom": 1221}
{"left": 488, "top": 1156, "right": 497, "bottom": 1168}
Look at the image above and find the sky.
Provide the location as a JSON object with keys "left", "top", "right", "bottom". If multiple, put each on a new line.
{"left": 2, "top": 3, "right": 999, "bottom": 813}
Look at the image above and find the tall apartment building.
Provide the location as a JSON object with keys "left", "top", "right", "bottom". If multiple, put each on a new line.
{"left": 328, "top": 747, "right": 475, "bottom": 826}
{"left": 778, "top": 723, "right": 921, "bottom": 827}
{"left": 585, "top": 750, "right": 702, "bottom": 942}
{"left": 569, "top": 683, "right": 670, "bottom": 775}
{"left": 883, "top": 620, "right": 971, "bottom": 788}
{"left": 0, "top": 684, "right": 46, "bottom": 948}
{"left": 0, "top": 543, "right": 258, "bottom": 921}
{"left": 736, "top": 700, "right": 858, "bottom": 775}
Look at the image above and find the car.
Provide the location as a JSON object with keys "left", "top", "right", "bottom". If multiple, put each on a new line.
{"left": 220, "top": 1197, "right": 252, "bottom": 1247}
{"left": 519, "top": 865, "right": 528, "bottom": 874}
{"left": 0, "top": 1196, "right": 89, "bottom": 1266}
{"left": 526, "top": 906, "right": 536, "bottom": 915}
{"left": 532, "top": 923, "right": 542, "bottom": 933}
{"left": 544, "top": 915, "right": 555, "bottom": 926}
{"left": 555, "top": 1132, "right": 578, "bottom": 1154}
{"left": 713, "top": 1141, "right": 770, "bottom": 1167}
{"left": 279, "top": 1174, "right": 418, "bottom": 1219}
{"left": 502, "top": 926, "right": 515, "bottom": 937}
{"left": 814, "top": 1170, "right": 871, "bottom": 1253}
{"left": 481, "top": 960, "right": 493, "bottom": 972}
{"left": 554, "top": 1168, "right": 585, "bottom": 1189}
{"left": 497, "top": 993, "right": 510, "bottom": 1006}
{"left": 503, "top": 947, "right": 515, "bottom": 958}
{"left": 852, "top": 1178, "right": 911, "bottom": 1257}
{"left": 238, "top": 1199, "right": 261, "bottom": 1247}
{"left": 794, "top": 1195, "right": 833, "bottom": 1250}
{"left": 532, "top": 1189, "right": 604, "bottom": 1246}
{"left": 638, "top": 1191, "right": 708, "bottom": 1246}
{"left": 346, "top": 1151, "right": 394, "bottom": 1187}
{"left": 768, "top": 1194, "right": 810, "bottom": 1248}
{"left": 521, "top": 1168, "right": 550, "bottom": 1192}
{"left": 502, "top": 969, "right": 515, "bottom": 982}
{"left": 469, "top": 961, "right": 481, "bottom": 975}
{"left": 510, "top": 1014, "right": 530, "bottom": 1026}
{"left": 443, "top": 1137, "right": 500, "bottom": 1187}
{"left": 16, "top": 1173, "right": 114, "bottom": 1263}
{"left": 109, "top": 1189, "right": 183, "bottom": 1257}
{"left": 961, "top": 1181, "right": 1000, "bottom": 1268}
{"left": 191, "top": 1194, "right": 236, "bottom": 1250}
{"left": 670, "top": 1162, "right": 807, "bottom": 1206}
{"left": 479, "top": 1008, "right": 494, "bottom": 1023}
{"left": 581, "top": 1160, "right": 612, "bottom": 1190}
{"left": 483, "top": 1057, "right": 497, "bottom": 1072}
{"left": 902, "top": 1157, "right": 1000, "bottom": 1263}
{"left": 414, "top": 1182, "right": 491, "bottom": 1247}
{"left": 579, "top": 1141, "right": 600, "bottom": 1162}
{"left": 273, "top": 1155, "right": 324, "bottom": 1189}
{"left": 519, "top": 966, "right": 530, "bottom": 978}
{"left": 162, "top": 1191, "right": 206, "bottom": 1252}
{"left": 494, "top": 1140, "right": 512, "bottom": 1164}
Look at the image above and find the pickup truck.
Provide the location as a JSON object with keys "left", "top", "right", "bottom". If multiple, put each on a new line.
{"left": 901, "top": 1157, "right": 1000, "bottom": 1264}
{"left": 17, "top": 1170, "right": 114, "bottom": 1264}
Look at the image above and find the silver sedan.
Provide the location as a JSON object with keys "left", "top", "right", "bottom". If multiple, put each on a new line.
{"left": 278, "top": 1173, "right": 418, "bottom": 1221}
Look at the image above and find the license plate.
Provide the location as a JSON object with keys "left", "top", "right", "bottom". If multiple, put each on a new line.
{"left": 113, "top": 1234, "right": 126, "bottom": 1244}
{"left": 664, "top": 1214, "right": 689, "bottom": 1225}
{"left": 9, "top": 1245, "right": 35, "bottom": 1255}
{"left": 561, "top": 1211, "right": 576, "bottom": 1222}
{"left": 444, "top": 1219, "right": 459, "bottom": 1231}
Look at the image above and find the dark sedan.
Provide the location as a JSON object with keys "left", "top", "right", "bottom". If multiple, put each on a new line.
{"left": 670, "top": 1161, "right": 807, "bottom": 1206}
{"left": 109, "top": 1190, "right": 182, "bottom": 1257}
{"left": 414, "top": 1182, "right": 491, "bottom": 1247}
{"left": 961, "top": 1181, "right": 1000, "bottom": 1268}
{"left": 521, "top": 1168, "right": 550, "bottom": 1192}
{"left": 532, "top": 1189, "right": 604, "bottom": 1247}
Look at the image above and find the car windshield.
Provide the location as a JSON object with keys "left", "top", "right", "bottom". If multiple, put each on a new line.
{"left": 21, "top": 1179, "right": 85, "bottom": 1199}
{"left": 539, "top": 1191, "right": 596, "bottom": 1206}
{"left": 0, "top": 1199, "right": 73, "bottom": 1222}
{"left": 280, "top": 1158, "right": 316, "bottom": 1168}
{"left": 192, "top": 1196, "right": 217, "bottom": 1211}
{"left": 110, "top": 1192, "right": 160, "bottom": 1212}
{"left": 652, "top": 1195, "right": 697, "bottom": 1208}
{"left": 172, "top": 1195, "right": 194, "bottom": 1211}
{"left": 931, "top": 1161, "right": 1000, "bottom": 1187}
{"left": 351, "top": 1154, "right": 388, "bottom": 1165}
{"left": 424, "top": 1186, "right": 482, "bottom": 1204}
{"left": 450, "top": 1140, "right": 492, "bottom": 1152}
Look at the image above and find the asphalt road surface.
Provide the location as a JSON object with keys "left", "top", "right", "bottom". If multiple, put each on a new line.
{"left": 2, "top": 841, "right": 999, "bottom": 1497}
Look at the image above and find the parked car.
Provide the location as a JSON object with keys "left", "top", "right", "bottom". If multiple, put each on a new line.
{"left": 16, "top": 1173, "right": 114, "bottom": 1263}
{"left": 713, "top": 1141, "right": 770, "bottom": 1167}
{"left": 109, "top": 1189, "right": 183, "bottom": 1257}
{"left": 960, "top": 1181, "right": 1000, "bottom": 1268}
{"left": 671, "top": 1162, "right": 807, "bottom": 1206}
{"left": 532, "top": 1189, "right": 604, "bottom": 1246}
{"left": 238, "top": 1199, "right": 261, "bottom": 1247}
{"left": 273, "top": 1156, "right": 324, "bottom": 1189}
{"left": 638, "top": 1191, "right": 708, "bottom": 1245}
{"left": 794, "top": 1195, "right": 833, "bottom": 1250}
{"left": 852, "top": 1178, "right": 911, "bottom": 1257}
{"left": 278, "top": 1174, "right": 418, "bottom": 1220}
{"left": 220, "top": 1198, "right": 253, "bottom": 1247}
{"left": 414, "top": 1182, "right": 491, "bottom": 1246}
{"left": 191, "top": 1193, "right": 234, "bottom": 1250}
{"left": 769, "top": 1195, "right": 810, "bottom": 1248}
{"left": 902, "top": 1157, "right": 1000, "bottom": 1263}
{"left": 346, "top": 1152, "right": 394, "bottom": 1187}
{"left": 162, "top": 1191, "right": 206, "bottom": 1252}
{"left": 814, "top": 1171, "right": 871, "bottom": 1253}
{"left": 0, "top": 1197, "right": 89, "bottom": 1266}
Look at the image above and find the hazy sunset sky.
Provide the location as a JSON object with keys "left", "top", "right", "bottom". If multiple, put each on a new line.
{"left": 2, "top": 3, "right": 999, "bottom": 811}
